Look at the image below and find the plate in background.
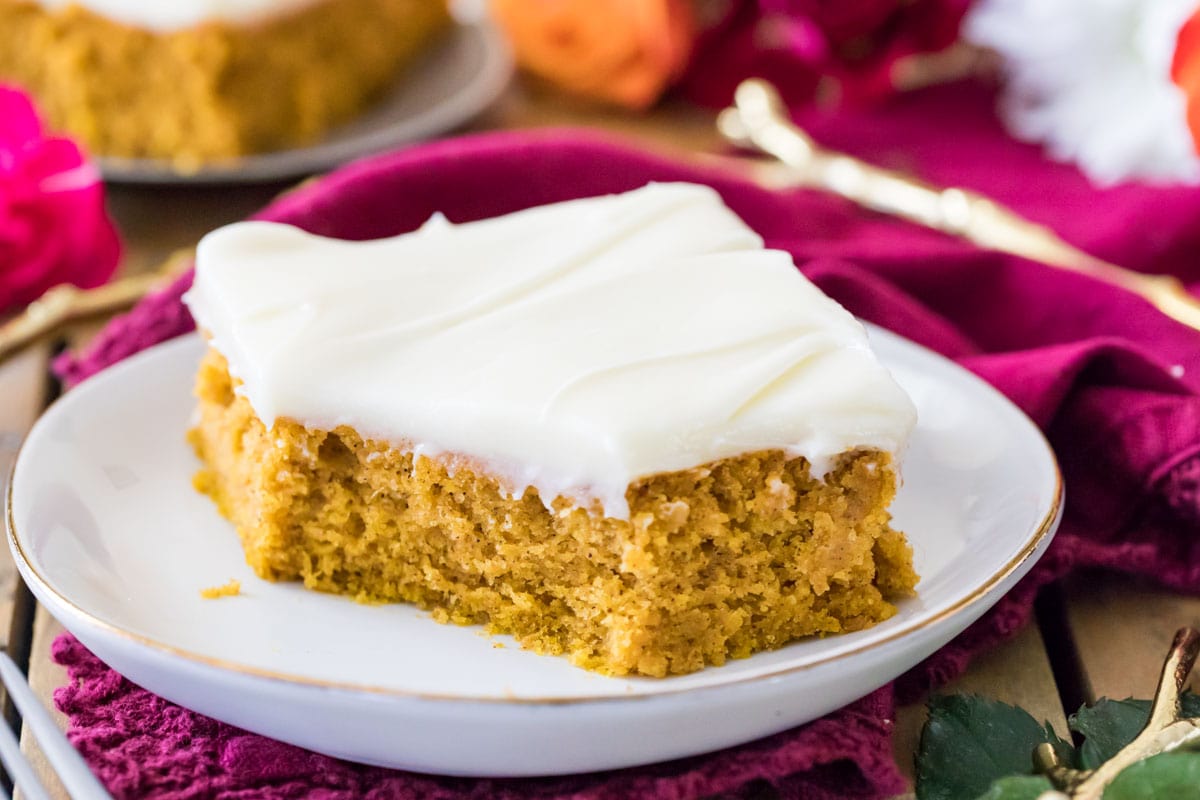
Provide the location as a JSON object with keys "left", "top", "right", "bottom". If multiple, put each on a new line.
{"left": 98, "top": 16, "right": 512, "bottom": 185}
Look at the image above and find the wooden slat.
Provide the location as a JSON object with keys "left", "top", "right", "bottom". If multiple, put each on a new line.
{"left": 0, "top": 344, "right": 49, "bottom": 434}
{"left": 15, "top": 610, "right": 68, "bottom": 800}
{"left": 1064, "top": 571, "right": 1200, "bottom": 702}
{"left": 0, "top": 343, "right": 54, "bottom": 800}
{"left": 0, "top": 343, "right": 52, "bottom": 656}
{"left": 892, "top": 622, "right": 1067, "bottom": 795}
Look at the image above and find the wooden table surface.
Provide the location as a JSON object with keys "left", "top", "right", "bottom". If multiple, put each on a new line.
{"left": 2, "top": 80, "right": 1196, "bottom": 799}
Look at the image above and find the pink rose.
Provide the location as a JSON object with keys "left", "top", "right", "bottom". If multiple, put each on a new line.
{"left": 681, "top": 0, "right": 970, "bottom": 109}
{"left": 0, "top": 86, "right": 120, "bottom": 313}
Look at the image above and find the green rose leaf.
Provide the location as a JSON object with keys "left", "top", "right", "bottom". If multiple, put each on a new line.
{"left": 915, "top": 694, "right": 1072, "bottom": 800}
{"left": 1071, "top": 695, "right": 1200, "bottom": 769}
{"left": 972, "top": 775, "right": 1056, "bottom": 800}
{"left": 1072, "top": 699, "right": 1152, "bottom": 770}
{"left": 1103, "top": 752, "right": 1200, "bottom": 799}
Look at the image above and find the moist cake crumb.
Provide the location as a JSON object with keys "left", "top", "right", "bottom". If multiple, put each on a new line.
{"left": 200, "top": 578, "right": 242, "bottom": 599}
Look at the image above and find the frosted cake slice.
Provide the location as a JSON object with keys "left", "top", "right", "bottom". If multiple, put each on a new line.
{"left": 183, "top": 182, "right": 919, "bottom": 677}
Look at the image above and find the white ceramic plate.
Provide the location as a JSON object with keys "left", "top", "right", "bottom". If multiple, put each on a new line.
{"left": 97, "top": 16, "right": 512, "bottom": 185}
{"left": 7, "top": 328, "right": 1061, "bottom": 777}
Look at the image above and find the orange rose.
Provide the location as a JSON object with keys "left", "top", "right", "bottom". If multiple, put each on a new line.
{"left": 1172, "top": 7, "right": 1200, "bottom": 153}
{"left": 490, "top": 0, "right": 695, "bottom": 110}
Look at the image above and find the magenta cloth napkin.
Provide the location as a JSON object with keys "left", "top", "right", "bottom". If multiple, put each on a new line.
{"left": 51, "top": 79, "right": 1200, "bottom": 799}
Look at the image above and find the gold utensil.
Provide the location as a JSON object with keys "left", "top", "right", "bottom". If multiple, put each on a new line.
{"left": 0, "top": 250, "right": 191, "bottom": 366}
{"left": 1033, "top": 626, "right": 1200, "bottom": 799}
{"left": 718, "top": 78, "right": 1200, "bottom": 333}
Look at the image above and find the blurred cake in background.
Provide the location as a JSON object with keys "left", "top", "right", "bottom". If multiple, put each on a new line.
{"left": 0, "top": 0, "right": 451, "bottom": 167}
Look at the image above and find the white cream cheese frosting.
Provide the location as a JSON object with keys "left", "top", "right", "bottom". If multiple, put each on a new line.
{"left": 32, "top": 0, "right": 320, "bottom": 31}
{"left": 184, "top": 182, "right": 916, "bottom": 518}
